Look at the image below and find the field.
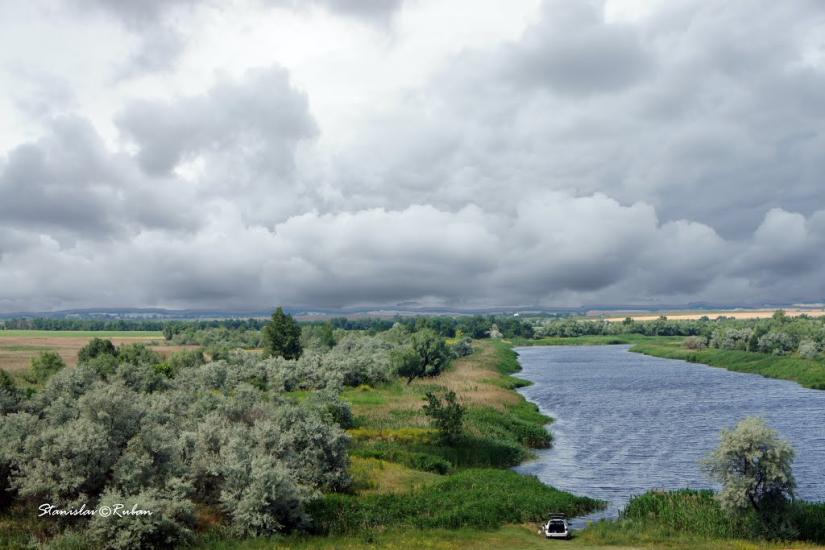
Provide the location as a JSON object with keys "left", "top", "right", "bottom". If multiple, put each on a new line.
{"left": 599, "top": 309, "right": 825, "bottom": 322}
{"left": 0, "top": 329, "right": 187, "bottom": 372}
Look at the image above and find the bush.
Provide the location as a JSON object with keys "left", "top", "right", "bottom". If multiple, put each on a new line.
{"left": 451, "top": 338, "right": 474, "bottom": 358}
{"left": 117, "top": 344, "right": 162, "bottom": 366}
{"left": 0, "top": 369, "right": 22, "bottom": 414}
{"left": 0, "top": 347, "right": 352, "bottom": 542}
{"left": 683, "top": 336, "right": 707, "bottom": 350}
{"left": 29, "top": 351, "right": 66, "bottom": 383}
{"left": 86, "top": 488, "right": 196, "bottom": 550}
{"left": 798, "top": 340, "right": 820, "bottom": 359}
{"left": 757, "top": 332, "right": 797, "bottom": 355}
{"left": 710, "top": 328, "right": 753, "bottom": 350}
{"left": 423, "top": 391, "right": 465, "bottom": 445}
{"left": 78, "top": 338, "right": 118, "bottom": 363}
{"left": 703, "top": 417, "right": 796, "bottom": 535}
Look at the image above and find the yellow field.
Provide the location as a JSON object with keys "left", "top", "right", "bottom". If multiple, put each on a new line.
{"left": 0, "top": 332, "right": 193, "bottom": 372}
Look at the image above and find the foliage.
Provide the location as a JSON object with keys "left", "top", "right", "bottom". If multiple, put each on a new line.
{"left": 703, "top": 417, "right": 796, "bottom": 534}
{"left": 621, "top": 489, "right": 754, "bottom": 539}
{"left": 78, "top": 337, "right": 118, "bottom": 362}
{"left": 307, "top": 469, "right": 602, "bottom": 534}
{"left": 28, "top": 351, "right": 67, "bottom": 383}
{"left": 0, "top": 348, "right": 351, "bottom": 542}
{"left": 683, "top": 335, "right": 707, "bottom": 350}
{"left": 117, "top": 343, "right": 162, "bottom": 366}
{"left": 798, "top": 340, "right": 820, "bottom": 359}
{"left": 86, "top": 488, "right": 197, "bottom": 550}
{"left": 0, "top": 369, "right": 23, "bottom": 414}
{"left": 392, "top": 329, "right": 450, "bottom": 383}
{"left": 262, "top": 307, "right": 303, "bottom": 360}
{"left": 450, "top": 337, "right": 473, "bottom": 358}
{"left": 422, "top": 391, "right": 465, "bottom": 445}
{"left": 756, "top": 331, "right": 797, "bottom": 355}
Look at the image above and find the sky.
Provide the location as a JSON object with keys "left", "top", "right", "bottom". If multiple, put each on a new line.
{"left": 1, "top": 0, "right": 824, "bottom": 312}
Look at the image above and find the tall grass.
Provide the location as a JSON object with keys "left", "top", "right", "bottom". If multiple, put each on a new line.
{"left": 588, "top": 490, "right": 825, "bottom": 545}
{"left": 307, "top": 469, "right": 603, "bottom": 534}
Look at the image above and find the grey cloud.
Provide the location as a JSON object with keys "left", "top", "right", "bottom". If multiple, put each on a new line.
{"left": 0, "top": 116, "right": 199, "bottom": 242}
{"left": 3, "top": 195, "right": 824, "bottom": 312}
{"left": 69, "top": 0, "right": 195, "bottom": 29}
{"left": 116, "top": 66, "right": 317, "bottom": 177}
{"left": 266, "top": 0, "right": 404, "bottom": 24}
{"left": 505, "top": 0, "right": 653, "bottom": 95}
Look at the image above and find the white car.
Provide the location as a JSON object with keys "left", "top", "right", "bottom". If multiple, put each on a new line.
{"left": 543, "top": 514, "right": 571, "bottom": 540}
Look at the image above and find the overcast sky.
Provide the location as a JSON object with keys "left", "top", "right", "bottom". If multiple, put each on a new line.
{"left": 1, "top": 0, "right": 824, "bottom": 312}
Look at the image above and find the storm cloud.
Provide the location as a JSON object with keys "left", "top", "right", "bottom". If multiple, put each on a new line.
{"left": 0, "top": 0, "right": 824, "bottom": 312}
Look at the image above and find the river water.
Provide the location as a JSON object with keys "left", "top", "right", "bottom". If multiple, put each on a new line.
{"left": 513, "top": 345, "right": 825, "bottom": 524}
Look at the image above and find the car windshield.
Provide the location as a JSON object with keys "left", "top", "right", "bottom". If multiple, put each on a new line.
{"left": 547, "top": 520, "right": 566, "bottom": 533}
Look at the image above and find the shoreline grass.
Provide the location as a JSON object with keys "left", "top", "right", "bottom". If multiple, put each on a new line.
{"left": 630, "top": 340, "right": 825, "bottom": 390}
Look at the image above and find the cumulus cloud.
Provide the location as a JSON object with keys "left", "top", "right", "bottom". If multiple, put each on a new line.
{"left": 1, "top": 0, "right": 825, "bottom": 311}
{"left": 116, "top": 66, "right": 317, "bottom": 177}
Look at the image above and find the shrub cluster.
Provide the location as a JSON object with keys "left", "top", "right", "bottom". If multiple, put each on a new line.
{"left": 0, "top": 347, "right": 352, "bottom": 548}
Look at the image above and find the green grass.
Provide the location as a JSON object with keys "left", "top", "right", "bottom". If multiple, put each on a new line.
{"left": 631, "top": 340, "right": 825, "bottom": 390}
{"left": 0, "top": 329, "right": 163, "bottom": 338}
{"left": 306, "top": 469, "right": 602, "bottom": 534}
{"left": 510, "top": 334, "right": 682, "bottom": 346}
{"left": 195, "top": 524, "right": 825, "bottom": 550}
{"left": 578, "top": 490, "right": 825, "bottom": 546}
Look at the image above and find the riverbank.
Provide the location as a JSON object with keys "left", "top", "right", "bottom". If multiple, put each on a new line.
{"left": 514, "top": 333, "right": 825, "bottom": 390}
{"left": 630, "top": 339, "right": 825, "bottom": 390}
{"left": 195, "top": 340, "right": 603, "bottom": 548}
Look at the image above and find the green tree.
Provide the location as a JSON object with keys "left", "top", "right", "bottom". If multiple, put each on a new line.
{"left": 391, "top": 347, "right": 423, "bottom": 384}
{"left": 423, "top": 390, "right": 465, "bottom": 445}
{"left": 392, "top": 329, "right": 451, "bottom": 383}
{"left": 703, "top": 417, "right": 795, "bottom": 530}
{"left": 319, "top": 322, "right": 337, "bottom": 349}
{"left": 29, "top": 351, "right": 66, "bottom": 383}
{"left": 262, "top": 307, "right": 302, "bottom": 360}
{"left": 78, "top": 338, "right": 118, "bottom": 363}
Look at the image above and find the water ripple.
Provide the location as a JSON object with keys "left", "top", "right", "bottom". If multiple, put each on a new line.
{"left": 513, "top": 345, "right": 825, "bottom": 525}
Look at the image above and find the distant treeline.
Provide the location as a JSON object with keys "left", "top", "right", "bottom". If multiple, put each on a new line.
{"left": 1, "top": 314, "right": 536, "bottom": 340}
{"left": 0, "top": 317, "right": 268, "bottom": 332}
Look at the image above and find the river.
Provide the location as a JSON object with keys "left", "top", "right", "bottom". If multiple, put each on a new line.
{"left": 513, "top": 345, "right": 825, "bottom": 524}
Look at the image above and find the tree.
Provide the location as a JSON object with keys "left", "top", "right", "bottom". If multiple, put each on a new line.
{"left": 262, "top": 307, "right": 302, "bottom": 360}
{"left": 423, "top": 390, "right": 465, "bottom": 445}
{"left": 391, "top": 348, "right": 423, "bottom": 384}
{"left": 392, "top": 329, "right": 451, "bottom": 383}
{"left": 29, "top": 351, "right": 66, "bottom": 383}
{"left": 78, "top": 338, "right": 118, "bottom": 363}
{"left": 318, "top": 322, "right": 336, "bottom": 349}
{"left": 703, "top": 417, "right": 795, "bottom": 525}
